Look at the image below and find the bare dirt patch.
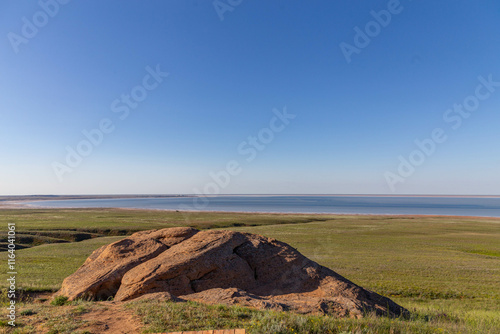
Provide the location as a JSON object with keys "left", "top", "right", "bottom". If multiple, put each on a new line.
{"left": 77, "top": 301, "right": 142, "bottom": 334}
{"left": 6, "top": 299, "right": 143, "bottom": 334}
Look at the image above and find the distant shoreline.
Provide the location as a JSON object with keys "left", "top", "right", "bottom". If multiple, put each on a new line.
{"left": 3, "top": 195, "right": 500, "bottom": 220}
{"left": 3, "top": 194, "right": 500, "bottom": 219}
{"left": 0, "top": 194, "right": 193, "bottom": 209}
{"left": 0, "top": 194, "right": 193, "bottom": 201}
{"left": 1, "top": 193, "right": 500, "bottom": 202}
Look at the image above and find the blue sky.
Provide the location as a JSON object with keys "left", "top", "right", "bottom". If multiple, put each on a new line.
{"left": 1, "top": 0, "right": 499, "bottom": 195}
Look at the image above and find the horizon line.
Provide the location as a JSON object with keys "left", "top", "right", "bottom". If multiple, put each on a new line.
{"left": 2, "top": 193, "right": 500, "bottom": 198}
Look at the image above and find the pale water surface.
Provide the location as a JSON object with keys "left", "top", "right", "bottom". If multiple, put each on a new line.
{"left": 27, "top": 196, "right": 500, "bottom": 217}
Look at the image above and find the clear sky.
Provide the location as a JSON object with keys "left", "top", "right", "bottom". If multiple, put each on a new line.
{"left": 1, "top": 0, "right": 499, "bottom": 195}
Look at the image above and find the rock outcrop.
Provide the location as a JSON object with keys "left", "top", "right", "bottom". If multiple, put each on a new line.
{"left": 57, "top": 227, "right": 408, "bottom": 318}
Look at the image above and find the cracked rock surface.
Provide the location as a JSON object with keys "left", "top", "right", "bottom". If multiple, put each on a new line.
{"left": 57, "top": 227, "right": 408, "bottom": 318}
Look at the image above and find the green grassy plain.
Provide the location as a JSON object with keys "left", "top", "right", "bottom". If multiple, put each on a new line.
{"left": 0, "top": 209, "right": 499, "bottom": 333}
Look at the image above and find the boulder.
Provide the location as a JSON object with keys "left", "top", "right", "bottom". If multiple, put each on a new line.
{"left": 57, "top": 227, "right": 408, "bottom": 318}
{"left": 56, "top": 227, "right": 197, "bottom": 300}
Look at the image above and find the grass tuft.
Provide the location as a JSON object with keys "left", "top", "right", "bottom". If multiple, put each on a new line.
{"left": 50, "top": 296, "right": 68, "bottom": 306}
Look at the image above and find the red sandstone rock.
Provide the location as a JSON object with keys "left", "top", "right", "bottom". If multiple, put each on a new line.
{"left": 57, "top": 227, "right": 407, "bottom": 318}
